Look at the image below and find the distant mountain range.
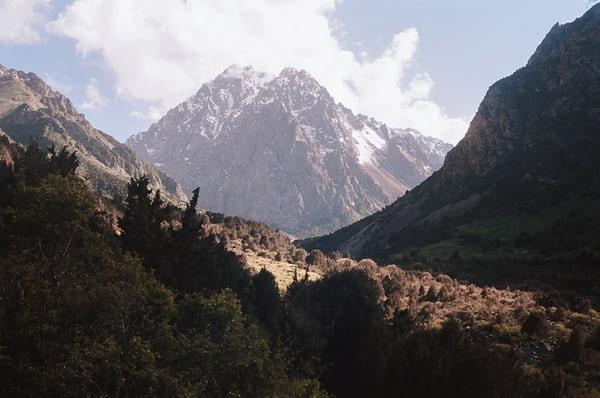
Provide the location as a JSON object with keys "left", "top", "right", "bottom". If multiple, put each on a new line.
{"left": 0, "top": 65, "right": 186, "bottom": 204}
{"left": 127, "top": 66, "right": 451, "bottom": 237}
{"left": 303, "top": 5, "right": 600, "bottom": 288}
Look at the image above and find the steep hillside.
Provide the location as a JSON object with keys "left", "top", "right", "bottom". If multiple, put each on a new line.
{"left": 127, "top": 66, "right": 451, "bottom": 237}
{"left": 0, "top": 65, "right": 186, "bottom": 203}
{"left": 303, "top": 5, "right": 600, "bottom": 290}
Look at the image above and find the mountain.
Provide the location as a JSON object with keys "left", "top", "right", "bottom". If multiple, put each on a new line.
{"left": 127, "top": 65, "right": 451, "bottom": 237}
{"left": 303, "top": 6, "right": 600, "bottom": 288}
{"left": 0, "top": 65, "right": 186, "bottom": 203}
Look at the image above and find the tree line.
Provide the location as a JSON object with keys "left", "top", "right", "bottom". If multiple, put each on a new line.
{"left": 0, "top": 143, "right": 590, "bottom": 397}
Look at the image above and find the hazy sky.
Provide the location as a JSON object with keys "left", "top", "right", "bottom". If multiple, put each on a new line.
{"left": 0, "top": 0, "right": 592, "bottom": 143}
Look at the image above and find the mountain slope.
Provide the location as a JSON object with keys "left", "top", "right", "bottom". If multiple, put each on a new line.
{"left": 127, "top": 66, "right": 451, "bottom": 237}
{"left": 303, "top": 6, "right": 600, "bottom": 281}
{"left": 0, "top": 65, "right": 186, "bottom": 203}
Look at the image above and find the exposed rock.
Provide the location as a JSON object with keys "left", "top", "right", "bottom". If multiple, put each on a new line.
{"left": 127, "top": 65, "right": 451, "bottom": 237}
{"left": 0, "top": 64, "right": 186, "bottom": 204}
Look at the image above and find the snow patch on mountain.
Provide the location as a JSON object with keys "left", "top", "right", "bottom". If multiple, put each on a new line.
{"left": 127, "top": 65, "right": 452, "bottom": 237}
{"left": 351, "top": 125, "right": 386, "bottom": 165}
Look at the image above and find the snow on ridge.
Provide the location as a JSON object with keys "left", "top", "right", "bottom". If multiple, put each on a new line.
{"left": 125, "top": 64, "right": 453, "bottom": 236}
{"left": 351, "top": 125, "right": 386, "bottom": 165}
{"left": 221, "top": 64, "right": 275, "bottom": 86}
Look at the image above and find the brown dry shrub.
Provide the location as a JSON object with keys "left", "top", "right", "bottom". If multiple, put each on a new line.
{"left": 336, "top": 258, "right": 357, "bottom": 270}
{"left": 454, "top": 311, "right": 476, "bottom": 328}
{"left": 435, "top": 273, "right": 453, "bottom": 284}
{"left": 438, "top": 285, "right": 457, "bottom": 302}
{"left": 307, "top": 250, "right": 327, "bottom": 266}
{"left": 550, "top": 307, "right": 568, "bottom": 323}
{"left": 293, "top": 248, "right": 307, "bottom": 263}
{"left": 419, "top": 303, "right": 436, "bottom": 321}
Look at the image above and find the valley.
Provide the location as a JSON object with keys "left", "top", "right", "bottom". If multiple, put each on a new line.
{"left": 303, "top": 6, "right": 600, "bottom": 296}
{"left": 1, "top": 2, "right": 600, "bottom": 397}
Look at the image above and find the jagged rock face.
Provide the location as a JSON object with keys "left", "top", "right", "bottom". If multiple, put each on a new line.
{"left": 432, "top": 6, "right": 600, "bottom": 199}
{"left": 127, "top": 65, "right": 451, "bottom": 237}
{"left": 0, "top": 65, "right": 186, "bottom": 203}
{"left": 303, "top": 5, "right": 600, "bottom": 257}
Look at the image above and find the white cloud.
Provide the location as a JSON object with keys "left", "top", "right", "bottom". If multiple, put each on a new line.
{"left": 43, "top": 74, "right": 73, "bottom": 94}
{"left": 80, "top": 78, "right": 107, "bottom": 110}
{"left": 129, "top": 106, "right": 165, "bottom": 121}
{"left": 50, "top": 0, "right": 468, "bottom": 143}
{"left": 0, "top": 0, "right": 50, "bottom": 44}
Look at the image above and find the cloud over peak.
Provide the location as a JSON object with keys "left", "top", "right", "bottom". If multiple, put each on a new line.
{"left": 80, "top": 78, "right": 107, "bottom": 110}
{"left": 50, "top": 0, "right": 467, "bottom": 143}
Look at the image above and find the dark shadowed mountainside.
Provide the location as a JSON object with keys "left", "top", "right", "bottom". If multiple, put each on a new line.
{"left": 303, "top": 5, "right": 600, "bottom": 291}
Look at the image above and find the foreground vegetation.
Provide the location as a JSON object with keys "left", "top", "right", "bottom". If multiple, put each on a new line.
{"left": 1, "top": 143, "right": 599, "bottom": 397}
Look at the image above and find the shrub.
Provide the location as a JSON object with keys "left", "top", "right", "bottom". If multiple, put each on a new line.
{"left": 422, "top": 286, "right": 438, "bottom": 302}
{"left": 435, "top": 273, "right": 453, "bottom": 284}
{"left": 521, "top": 312, "right": 550, "bottom": 337}
{"left": 306, "top": 250, "right": 327, "bottom": 267}
{"left": 558, "top": 327, "right": 587, "bottom": 363}
{"left": 550, "top": 307, "right": 567, "bottom": 322}
{"left": 437, "top": 285, "right": 457, "bottom": 302}
{"left": 293, "top": 248, "right": 308, "bottom": 263}
{"left": 455, "top": 311, "right": 476, "bottom": 328}
{"left": 588, "top": 327, "right": 600, "bottom": 351}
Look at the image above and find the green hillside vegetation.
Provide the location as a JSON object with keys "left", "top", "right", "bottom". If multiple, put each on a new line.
{"left": 387, "top": 190, "right": 600, "bottom": 293}
{"left": 0, "top": 143, "right": 325, "bottom": 397}
{"left": 2, "top": 142, "right": 600, "bottom": 396}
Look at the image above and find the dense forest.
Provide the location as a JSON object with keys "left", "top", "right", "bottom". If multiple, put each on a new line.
{"left": 1, "top": 144, "right": 599, "bottom": 397}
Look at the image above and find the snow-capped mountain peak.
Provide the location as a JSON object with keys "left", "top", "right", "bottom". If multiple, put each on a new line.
{"left": 127, "top": 66, "right": 452, "bottom": 237}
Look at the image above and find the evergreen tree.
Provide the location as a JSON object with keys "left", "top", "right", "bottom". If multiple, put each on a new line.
{"left": 284, "top": 270, "right": 387, "bottom": 397}
{"left": 250, "top": 268, "right": 282, "bottom": 341}
{"left": 118, "top": 175, "right": 167, "bottom": 260}
{"left": 0, "top": 144, "right": 326, "bottom": 397}
{"left": 48, "top": 143, "right": 79, "bottom": 176}
{"left": 182, "top": 187, "right": 200, "bottom": 231}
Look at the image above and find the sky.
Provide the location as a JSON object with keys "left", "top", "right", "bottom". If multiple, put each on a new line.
{"left": 0, "top": 0, "right": 593, "bottom": 144}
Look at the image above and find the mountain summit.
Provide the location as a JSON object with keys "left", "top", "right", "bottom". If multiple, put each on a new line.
{"left": 127, "top": 66, "right": 451, "bottom": 237}
{"left": 0, "top": 65, "right": 186, "bottom": 203}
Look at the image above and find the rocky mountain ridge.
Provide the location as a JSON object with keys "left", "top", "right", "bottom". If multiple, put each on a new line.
{"left": 127, "top": 65, "right": 451, "bottom": 237}
{"left": 0, "top": 64, "right": 186, "bottom": 203}
{"left": 302, "top": 5, "right": 600, "bottom": 278}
